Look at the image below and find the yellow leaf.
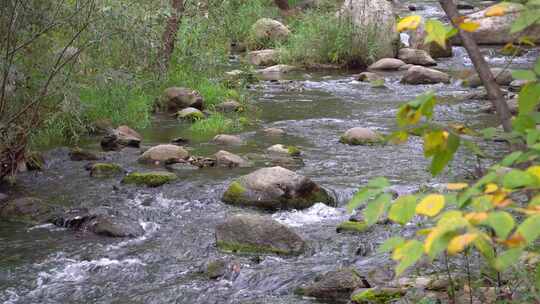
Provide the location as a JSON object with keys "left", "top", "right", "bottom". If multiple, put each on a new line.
{"left": 464, "top": 212, "right": 488, "bottom": 225}
{"left": 392, "top": 246, "right": 404, "bottom": 261}
{"left": 485, "top": 4, "right": 507, "bottom": 17}
{"left": 484, "top": 183, "right": 498, "bottom": 194}
{"left": 494, "top": 199, "right": 513, "bottom": 208}
{"left": 458, "top": 21, "right": 480, "bottom": 32}
{"left": 448, "top": 233, "right": 478, "bottom": 255}
{"left": 424, "top": 227, "right": 441, "bottom": 254}
{"left": 416, "top": 228, "right": 433, "bottom": 236}
{"left": 526, "top": 166, "right": 540, "bottom": 182}
{"left": 397, "top": 15, "right": 422, "bottom": 32}
{"left": 500, "top": 233, "right": 526, "bottom": 248}
{"left": 416, "top": 194, "right": 445, "bottom": 217}
{"left": 447, "top": 183, "right": 468, "bottom": 191}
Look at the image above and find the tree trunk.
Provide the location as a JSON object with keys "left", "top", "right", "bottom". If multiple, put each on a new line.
{"left": 274, "top": 0, "right": 290, "bottom": 11}
{"left": 439, "top": 0, "right": 513, "bottom": 132}
{"left": 157, "top": 0, "right": 185, "bottom": 73}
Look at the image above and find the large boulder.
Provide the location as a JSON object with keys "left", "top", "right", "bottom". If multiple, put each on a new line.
{"left": 398, "top": 48, "right": 436, "bottom": 66}
{"left": 81, "top": 215, "right": 144, "bottom": 238}
{"left": 340, "top": 127, "right": 382, "bottom": 145}
{"left": 459, "top": 3, "right": 540, "bottom": 45}
{"left": 338, "top": 0, "right": 399, "bottom": 61}
{"left": 163, "top": 87, "right": 204, "bottom": 112}
{"left": 138, "top": 144, "right": 189, "bottom": 164}
{"left": 368, "top": 58, "right": 405, "bottom": 71}
{"left": 214, "top": 150, "right": 252, "bottom": 168}
{"left": 298, "top": 268, "right": 369, "bottom": 301}
{"left": 409, "top": 22, "right": 453, "bottom": 58}
{"left": 251, "top": 18, "right": 291, "bottom": 44}
{"left": 247, "top": 49, "right": 280, "bottom": 66}
{"left": 463, "top": 68, "right": 513, "bottom": 88}
{"left": 222, "top": 166, "right": 334, "bottom": 209}
{"left": 101, "top": 125, "right": 142, "bottom": 151}
{"left": 215, "top": 214, "right": 305, "bottom": 255}
{"left": 401, "top": 66, "right": 450, "bottom": 85}
{"left": 0, "top": 197, "right": 61, "bottom": 224}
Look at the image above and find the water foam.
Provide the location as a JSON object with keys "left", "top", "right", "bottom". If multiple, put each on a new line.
{"left": 272, "top": 203, "right": 347, "bottom": 227}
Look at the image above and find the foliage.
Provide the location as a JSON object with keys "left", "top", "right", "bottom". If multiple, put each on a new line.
{"left": 189, "top": 113, "right": 245, "bottom": 138}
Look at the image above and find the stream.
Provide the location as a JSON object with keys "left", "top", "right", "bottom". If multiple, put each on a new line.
{"left": 1, "top": 2, "right": 539, "bottom": 303}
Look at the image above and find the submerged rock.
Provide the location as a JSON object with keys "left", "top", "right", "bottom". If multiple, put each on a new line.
{"left": 258, "top": 64, "right": 297, "bottom": 74}
{"left": 267, "top": 144, "right": 301, "bottom": 156}
{"left": 215, "top": 214, "right": 305, "bottom": 255}
{"left": 251, "top": 18, "right": 291, "bottom": 43}
{"left": 81, "top": 215, "right": 144, "bottom": 238}
{"left": 138, "top": 144, "right": 189, "bottom": 165}
{"left": 0, "top": 197, "right": 60, "bottom": 225}
{"left": 69, "top": 147, "right": 101, "bottom": 161}
{"left": 222, "top": 166, "right": 334, "bottom": 209}
{"left": 214, "top": 150, "right": 251, "bottom": 168}
{"left": 336, "top": 221, "right": 369, "bottom": 233}
{"left": 351, "top": 287, "right": 405, "bottom": 303}
{"left": 298, "top": 268, "right": 369, "bottom": 301}
{"left": 262, "top": 128, "right": 286, "bottom": 136}
{"left": 340, "top": 127, "right": 382, "bottom": 145}
{"left": 247, "top": 49, "right": 280, "bottom": 66}
{"left": 88, "top": 163, "right": 124, "bottom": 178}
{"left": 398, "top": 48, "right": 436, "bottom": 66}
{"left": 356, "top": 72, "right": 382, "bottom": 82}
{"left": 213, "top": 134, "right": 244, "bottom": 146}
{"left": 177, "top": 107, "right": 205, "bottom": 121}
{"left": 0, "top": 193, "right": 8, "bottom": 203}
{"left": 163, "top": 87, "right": 204, "bottom": 112}
{"left": 401, "top": 66, "right": 450, "bottom": 85}
{"left": 101, "top": 125, "right": 142, "bottom": 151}
{"left": 368, "top": 58, "right": 405, "bottom": 71}
{"left": 205, "top": 259, "right": 228, "bottom": 279}
{"left": 215, "top": 100, "right": 242, "bottom": 113}
{"left": 462, "top": 68, "right": 513, "bottom": 88}
{"left": 122, "top": 171, "right": 177, "bottom": 187}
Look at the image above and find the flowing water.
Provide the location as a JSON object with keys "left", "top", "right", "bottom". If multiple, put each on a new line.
{"left": 1, "top": 2, "right": 539, "bottom": 303}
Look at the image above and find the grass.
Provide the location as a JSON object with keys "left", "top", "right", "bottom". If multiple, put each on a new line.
{"left": 189, "top": 113, "right": 246, "bottom": 139}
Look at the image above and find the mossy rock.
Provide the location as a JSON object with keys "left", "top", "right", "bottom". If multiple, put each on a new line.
{"left": 222, "top": 181, "right": 249, "bottom": 204}
{"left": 336, "top": 221, "right": 369, "bottom": 234}
{"left": 89, "top": 163, "right": 124, "bottom": 178}
{"left": 351, "top": 287, "right": 405, "bottom": 304}
{"left": 122, "top": 171, "right": 177, "bottom": 187}
{"left": 0, "top": 197, "right": 61, "bottom": 225}
{"left": 177, "top": 107, "right": 205, "bottom": 121}
{"left": 206, "top": 259, "right": 227, "bottom": 279}
{"left": 217, "top": 240, "right": 292, "bottom": 255}
{"left": 287, "top": 146, "right": 301, "bottom": 156}
{"left": 339, "top": 135, "right": 384, "bottom": 146}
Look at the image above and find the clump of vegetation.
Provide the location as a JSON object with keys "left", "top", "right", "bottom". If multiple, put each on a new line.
{"left": 189, "top": 113, "right": 244, "bottom": 139}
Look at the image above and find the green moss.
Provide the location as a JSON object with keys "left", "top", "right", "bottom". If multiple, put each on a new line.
{"left": 177, "top": 109, "right": 205, "bottom": 121}
{"left": 90, "top": 163, "right": 123, "bottom": 178}
{"left": 351, "top": 288, "right": 404, "bottom": 304}
{"left": 222, "top": 181, "right": 248, "bottom": 203}
{"left": 216, "top": 240, "right": 293, "bottom": 255}
{"left": 122, "top": 171, "right": 177, "bottom": 187}
{"left": 336, "top": 221, "right": 368, "bottom": 234}
{"left": 287, "top": 146, "right": 301, "bottom": 156}
{"left": 339, "top": 135, "right": 384, "bottom": 146}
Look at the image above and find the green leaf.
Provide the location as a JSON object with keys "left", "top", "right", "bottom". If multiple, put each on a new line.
{"left": 418, "top": 91, "right": 437, "bottom": 118}
{"left": 535, "top": 58, "right": 540, "bottom": 75}
{"left": 474, "top": 236, "right": 495, "bottom": 262}
{"left": 535, "top": 263, "right": 540, "bottom": 291}
{"left": 502, "top": 169, "right": 538, "bottom": 189}
{"left": 518, "top": 83, "right": 540, "bottom": 115}
{"left": 430, "top": 132, "right": 460, "bottom": 176}
{"left": 367, "top": 177, "right": 390, "bottom": 189}
{"left": 501, "top": 151, "right": 523, "bottom": 166}
{"left": 395, "top": 240, "right": 424, "bottom": 276}
{"left": 481, "top": 127, "right": 497, "bottom": 139}
{"left": 463, "top": 140, "right": 486, "bottom": 158}
{"left": 378, "top": 237, "right": 405, "bottom": 254}
{"left": 347, "top": 188, "right": 383, "bottom": 213}
{"left": 512, "top": 69, "right": 537, "bottom": 81}
{"left": 485, "top": 211, "right": 515, "bottom": 239}
{"left": 510, "top": 9, "right": 540, "bottom": 34}
{"left": 513, "top": 114, "right": 537, "bottom": 133}
{"left": 516, "top": 214, "right": 540, "bottom": 244}
{"left": 424, "top": 19, "right": 452, "bottom": 49}
{"left": 494, "top": 248, "right": 523, "bottom": 271}
{"left": 364, "top": 193, "right": 392, "bottom": 226}
{"left": 388, "top": 195, "right": 418, "bottom": 225}
{"left": 458, "top": 186, "right": 482, "bottom": 208}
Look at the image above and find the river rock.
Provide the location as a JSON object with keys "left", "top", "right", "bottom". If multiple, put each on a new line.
{"left": 205, "top": 259, "right": 228, "bottom": 279}
{"left": 138, "top": 144, "right": 189, "bottom": 164}
{"left": 509, "top": 79, "right": 530, "bottom": 92}
{"left": 368, "top": 58, "right": 405, "bottom": 71}
{"left": 463, "top": 68, "right": 513, "bottom": 88}
{"left": 0, "top": 193, "right": 8, "bottom": 203}
{"left": 459, "top": 3, "right": 540, "bottom": 45}
{"left": 122, "top": 171, "right": 178, "bottom": 187}
{"left": 81, "top": 215, "right": 144, "bottom": 238}
{"left": 401, "top": 66, "right": 450, "bottom": 85}
{"left": 215, "top": 214, "right": 305, "bottom": 255}
{"left": 69, "top": 147, "right": 100, "bottom": 161}
{"left": 338, "top": 0, "right": 399, "bottom": 60}
{"left": 298, "top": 268, "right": 369, "bottom": 301}
{"left": 262, "top": 128, "right": 286, "bottom": 136}
{"left": 213, "top": 134, "right": 243, "bottom": 146}
{"left": 163, "top": 87, "right": 204, "bottom": 112}
{"left": 357, "top": 72, "right": 382, "bottom": 82}
{"left": 409, "top": 22, "right": 453, "bottom": 58}
{"left": 215, "top": 100, "right": 242, "bottom": 113}
{"left": 340, "top": 127, "right": 381, "bottom": 145}
{"left": 177, "top": 107, "right": 204, "bottom": 121}
{"left": 247, "top": 49, "right": 280, "bottom": 66}
{"left": 351, "top": 287, "right": 405, "bottom": 303}
{"left": 258, "top": 64, "right": 297, "bottom": 74}
{"left": 0, "top": 197, "right": 61, "bottom": 224}
{"left": 214, "top": 150, "right": 251, "bottom": 168}
{"left": 267, "top": 144, "right": 301, "bottom": 156}
{"left": 88, "top": 163, "right": 124, "bottom": 178}
{"left": 398, "top": 48, "right": 436, "bottom": 66}
{"left": 52, "top": 208, "right": 93, "bottom": 230}
{"left": 251, "top": 18, "right": 291, "bottom": 44}
{"left": 222, "top": 166, "right": 334, "bottom": 209}
{"left": 101, "top": 125, "right": 142, "bottom": 151}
